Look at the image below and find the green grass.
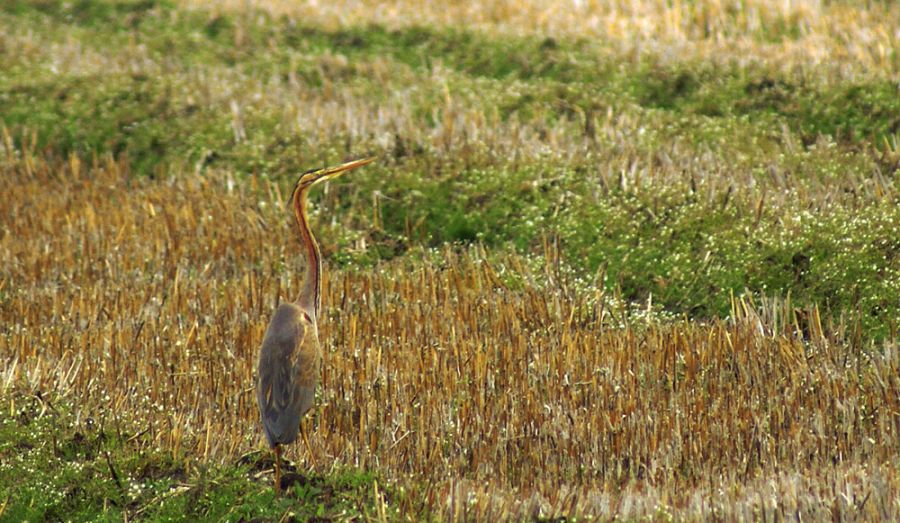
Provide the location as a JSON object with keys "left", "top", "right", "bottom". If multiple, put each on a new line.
{"left": 4, "top": 0, "right": 900, "bottom": 164}
{"left": 0, "top": 393, "right": 417, "bottom": 521}
{"left": 1, "top": 0, "right": 897, "bottom": 342}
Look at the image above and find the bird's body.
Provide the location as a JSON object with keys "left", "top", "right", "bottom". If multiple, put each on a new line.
{"left": 255, "top": 157, "right": 374, "bottom": 496}
{"left": 257, "top": 303, "right": 319, "bottom": 448}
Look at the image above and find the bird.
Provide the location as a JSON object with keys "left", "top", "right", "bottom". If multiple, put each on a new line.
{"left": 256, "top": 157, "right": 375, "bottom": 497}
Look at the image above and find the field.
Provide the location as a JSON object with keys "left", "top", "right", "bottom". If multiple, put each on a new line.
{"left": 1, "top": 0, "right": 899, "bottom": 520}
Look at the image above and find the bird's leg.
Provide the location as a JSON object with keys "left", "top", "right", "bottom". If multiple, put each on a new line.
{"left": 274, "top": 445, "right": 282, "bottom": 497}
{"left": 301, "top": 421, "right": 317, "bottom": 470}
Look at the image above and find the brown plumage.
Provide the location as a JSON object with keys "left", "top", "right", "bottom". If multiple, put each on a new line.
{"left": 256, "top": 157, "right": 374, "bottom": 496}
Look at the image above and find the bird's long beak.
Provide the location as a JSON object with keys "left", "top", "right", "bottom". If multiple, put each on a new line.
{"left": 305, "top": 157, "right": 376, "bottom": 186}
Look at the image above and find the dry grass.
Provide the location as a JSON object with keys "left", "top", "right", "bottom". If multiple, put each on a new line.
{"left": 2, "top": 150, "right": 897, "bottom": 519}
{"left": 183, "top": 0, "right": 900, "bottom": 79}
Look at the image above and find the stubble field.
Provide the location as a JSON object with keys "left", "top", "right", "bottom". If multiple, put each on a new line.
{"left": 1, "top": 0, "right": 899, "bottom": 521}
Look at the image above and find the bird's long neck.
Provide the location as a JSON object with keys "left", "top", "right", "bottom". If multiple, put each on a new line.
{"left": 291, "top": 185, "right": 321, "bottom": 318}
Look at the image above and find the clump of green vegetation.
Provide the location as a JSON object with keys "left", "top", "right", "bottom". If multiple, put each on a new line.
{"left": 0, "top": 392, "right": 415, "bottom": 521}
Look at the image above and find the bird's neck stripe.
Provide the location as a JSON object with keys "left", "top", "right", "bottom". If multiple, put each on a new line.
{"left": 292, "top": 185, "right": 321, "bottom": 316}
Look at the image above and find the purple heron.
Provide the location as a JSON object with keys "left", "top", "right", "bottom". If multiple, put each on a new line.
{"left": 256, "top": 157, "right": 374, "bottom": 496}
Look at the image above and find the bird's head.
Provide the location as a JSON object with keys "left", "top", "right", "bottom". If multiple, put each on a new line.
{"left": 297, "top": 157, "right": 376, "bottom": 189}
